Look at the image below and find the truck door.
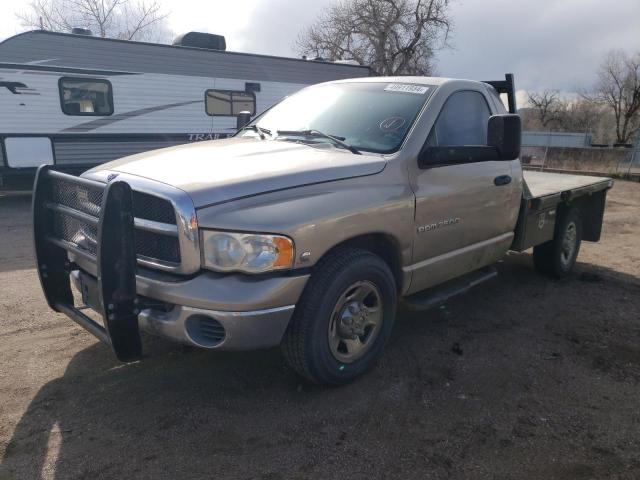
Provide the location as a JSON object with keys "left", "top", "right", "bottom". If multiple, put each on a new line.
{"left": 407, "top": 88, "right": 517, "bottom": 293}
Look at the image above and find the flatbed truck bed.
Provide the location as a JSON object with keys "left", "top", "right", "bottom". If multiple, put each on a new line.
{"left": 513, "top": 171, "right": 612, "bottom": 252}
{"left": 523, "top": 170, "right": 613, "bottom": 200}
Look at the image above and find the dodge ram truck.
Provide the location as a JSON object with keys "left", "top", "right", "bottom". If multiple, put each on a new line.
{"left": 32, "top": 74, "right": 613, "bottom": 385}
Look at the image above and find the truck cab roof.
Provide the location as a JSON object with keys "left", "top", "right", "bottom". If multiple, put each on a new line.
{"left": 325, "top": 76, "right": 485, "bottom": 88}
{"left": 323, "top": 74, "right": 517, "bottom": 115}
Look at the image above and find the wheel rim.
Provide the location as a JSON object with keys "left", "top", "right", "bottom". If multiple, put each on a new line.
{"left": 327, "top": 280, "right": 383, "bottom": 364}
{"left": 560, "top": 221, "right": 577, "bottom": 267}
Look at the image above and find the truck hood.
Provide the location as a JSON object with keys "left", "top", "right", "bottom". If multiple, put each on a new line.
{"left": 85, "top": 138, "right": 386, "bottom": 208}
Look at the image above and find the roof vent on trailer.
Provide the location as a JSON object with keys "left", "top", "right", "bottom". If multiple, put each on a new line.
{"left": 70, "top": 27, "right": 93, "bottom": 36}
{"left": 172, "top": 32, "right": 226, "bottom": 51}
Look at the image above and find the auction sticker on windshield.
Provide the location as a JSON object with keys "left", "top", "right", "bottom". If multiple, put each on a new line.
{"left": 384, "top": 83, "right": 429, "bottom": 94}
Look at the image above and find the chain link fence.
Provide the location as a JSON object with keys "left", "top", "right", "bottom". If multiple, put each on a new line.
{"left": 521, "top": 132, "right": 640, "bottom": 180}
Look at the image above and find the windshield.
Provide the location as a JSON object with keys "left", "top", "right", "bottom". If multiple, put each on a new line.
{"left": 238, "top": 82, "right": 435, "bottom": 154}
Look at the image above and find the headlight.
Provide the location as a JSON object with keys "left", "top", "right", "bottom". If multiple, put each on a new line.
{"left": 201, "top": 230, "right": 294, "bottom": 273}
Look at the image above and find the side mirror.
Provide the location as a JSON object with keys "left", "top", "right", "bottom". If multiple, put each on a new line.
{"left": 236, "top": 111, "right": 252, "bottom": 130}
{"left": 487, "top": 114, "right": 521, "bottom": 160}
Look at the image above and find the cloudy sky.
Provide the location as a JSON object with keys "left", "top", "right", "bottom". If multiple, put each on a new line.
{"left": 1, "top": 0, "right": 638, "bottom": 94}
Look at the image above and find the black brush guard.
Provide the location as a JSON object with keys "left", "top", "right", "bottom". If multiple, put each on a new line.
{"left": 32, "top": 166, "right": 142, "bottom": 361}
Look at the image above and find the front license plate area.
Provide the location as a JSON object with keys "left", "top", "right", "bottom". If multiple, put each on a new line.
{"left": 79, "top": 271, "right": 103, "bottom": 314}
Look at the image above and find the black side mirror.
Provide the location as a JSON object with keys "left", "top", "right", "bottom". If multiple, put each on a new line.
{"left": 236, "top": 111, "right": 252, "bottom": 130}
{"left": 487, "top": 114, "right": 521, "bottom": 160}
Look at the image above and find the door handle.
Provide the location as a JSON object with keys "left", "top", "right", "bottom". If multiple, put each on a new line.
{"left": 494, "top": 175, "right": 512, "bottom": 186}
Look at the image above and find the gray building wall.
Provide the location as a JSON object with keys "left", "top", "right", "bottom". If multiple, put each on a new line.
{"left": 522, "top": 131, "right": 592, "bottom": 148}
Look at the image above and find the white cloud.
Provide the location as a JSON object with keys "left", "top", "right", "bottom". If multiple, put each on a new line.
{"left": 2, "top": 0, "right": 638, "bottom": 95}
{"left": 0, "top": 0, "right": 32, "bottom": 40}
{"left": 163, "top": 0, "right": 258, "bottom": 52}
{"left": 232, "top": 0, "right": 332, "bottom": 56}
{"left": 436, "top": 0, "right": 640, "bottom": 93}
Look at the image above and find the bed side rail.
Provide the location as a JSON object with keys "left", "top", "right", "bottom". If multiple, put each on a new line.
{"left": 32, "top": 166, "right": 142, "bottom": 361}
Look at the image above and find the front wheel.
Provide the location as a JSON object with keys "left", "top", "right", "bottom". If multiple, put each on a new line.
{"left": 533, "top": 207, "right": 583, "bottom": 278}
{"left": 281, "top": 247, "right": 397, "bottom": 385}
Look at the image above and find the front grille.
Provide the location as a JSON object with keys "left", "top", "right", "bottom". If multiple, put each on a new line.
{"left": 50, "top": 176, "right": 103, "bottom": 217}
{"left": 135, "top": 229, "right": 180, "bottom": 263}
{"left": 53, "top": 212, "right": 98, "bottom": 255}
{"left": 47, "top": 178, "right": 181, "bottom": 266}
{"left": 132, "top": 191, "right": 176, "bottom": 225}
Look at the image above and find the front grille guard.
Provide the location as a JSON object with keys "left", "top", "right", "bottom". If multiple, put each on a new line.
{"left": 33, "top": 166, "right": 142, "bottom": 361}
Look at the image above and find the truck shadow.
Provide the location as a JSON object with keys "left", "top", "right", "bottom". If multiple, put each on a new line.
{"left": 2, "top": 253, "right": 639, "bottom": 479}
{"left": 0, "top": 193, "right": 34, "bottom": 274}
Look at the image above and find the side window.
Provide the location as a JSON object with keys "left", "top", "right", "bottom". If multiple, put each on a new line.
{"left": 428, "top": 90, "right": 491, "bottom": 146}
{"left": 487, "top": 86, "right": 508, "bottom": 114}
{"left": 59, "top": 77, "right": 113, "bottom": 116}
{"left": 205, "top": 90, "right": 256, "bottom": 116}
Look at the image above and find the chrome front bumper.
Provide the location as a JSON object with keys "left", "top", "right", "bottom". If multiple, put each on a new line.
{"left": 71, "top": 269, "right": 308, "bottom": 350}
{"left": 138, "top": 304, "right": 295, "bottom": 350}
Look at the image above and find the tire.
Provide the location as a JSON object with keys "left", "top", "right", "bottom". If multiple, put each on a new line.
{"left": 281, "top": 247, "right": 397, "bottom": 385}
{"left": 533, "top": 206, "right": 582, "bottom": 278}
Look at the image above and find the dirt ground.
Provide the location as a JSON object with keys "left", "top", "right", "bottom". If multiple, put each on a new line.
{"left": 0, "top": 180, "right": 639, "bottom": 480}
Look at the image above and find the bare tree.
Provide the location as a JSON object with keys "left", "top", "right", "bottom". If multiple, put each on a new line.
{"left": 17, "top": 0, "right": 172, "bottom": 43}
{"left": 585, "top": 50, "right": 640, "bottom": 144}
{"left": 521, "top": 94, "right": 616, "bottom": 145}
{"left": 557, "top": 99, "right": 599, "bottom": 132}
{"left": 558, "top": 98, "right": 616, "bottom": 144}
{"left": 527, "top": 90, "right": 562, "bottom": 128}
{"left": 297, "top": 0, "right": 452, "bottom": 76}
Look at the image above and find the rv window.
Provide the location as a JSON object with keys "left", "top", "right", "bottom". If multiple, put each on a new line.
{"left": 205, "top": 90, "right": 256, "bottom": 116}
{"left": 59, "top": 78, "right": 113, "bottom": 116}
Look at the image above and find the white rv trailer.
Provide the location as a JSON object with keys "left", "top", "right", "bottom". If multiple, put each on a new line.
{"left": 0, "top": 30, "right": 370, "bottom": 188}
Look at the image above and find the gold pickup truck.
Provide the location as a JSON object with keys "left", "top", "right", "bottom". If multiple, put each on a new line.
{"left": 32, "top": 74, "right": 612, "bottom": 385}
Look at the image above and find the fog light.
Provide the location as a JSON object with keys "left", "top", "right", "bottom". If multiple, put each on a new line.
{"left": 185, "top": 314, "right": 226, "bottom": 347}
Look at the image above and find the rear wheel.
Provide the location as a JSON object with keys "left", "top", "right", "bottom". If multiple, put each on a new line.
{"left": 533, "top": 207, "right": 582, "bottom": 278}
{"left": 281, "top": 247, "right": 397, "bottom": 385}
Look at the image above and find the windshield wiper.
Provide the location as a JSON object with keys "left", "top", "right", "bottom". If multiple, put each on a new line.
{"left": 239, "top": 124, "right": 272, "bottom": 140}
{"left": 276, "top": 129, "right": 361, "bottom": 154}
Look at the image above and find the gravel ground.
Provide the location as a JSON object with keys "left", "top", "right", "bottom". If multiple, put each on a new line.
{"left": 0, "top": 181, "right": 639, "bottom": 480}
